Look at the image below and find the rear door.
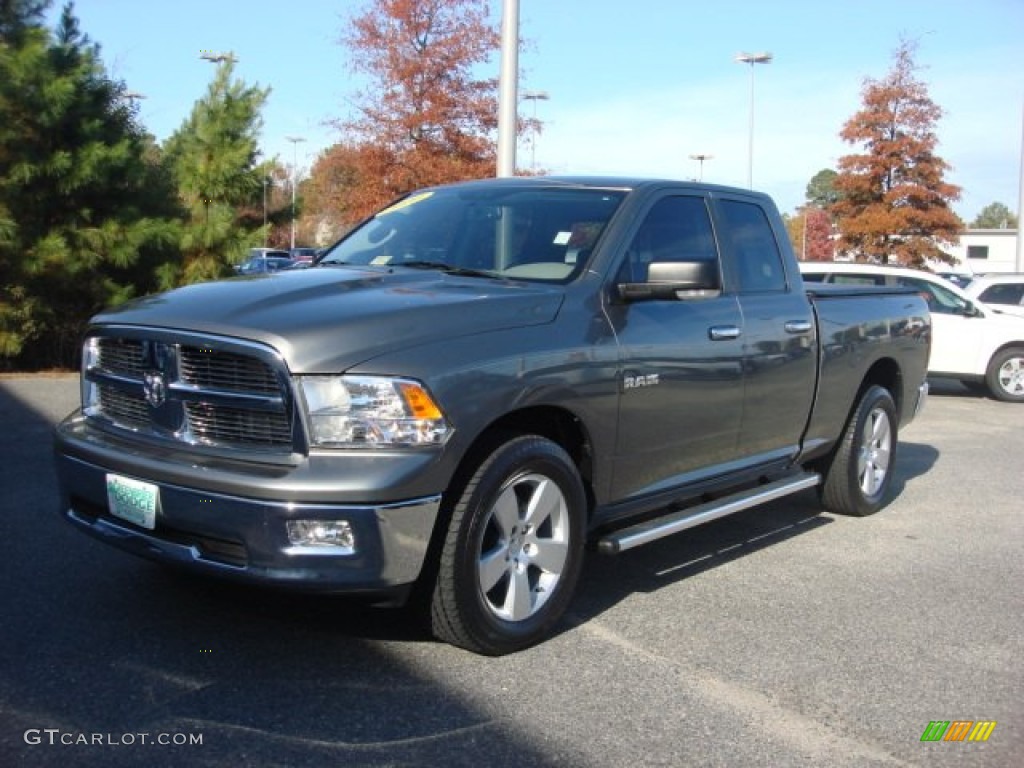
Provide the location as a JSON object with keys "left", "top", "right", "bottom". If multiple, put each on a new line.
{"left": 713, "top": 195, "right": 817, "bottom": 463}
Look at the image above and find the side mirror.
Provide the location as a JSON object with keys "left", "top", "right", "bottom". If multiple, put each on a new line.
{"left": 618, "top": 260, "right": 720, "bottom": 301}
{"left": 954, "top": 299, "right": 981, "bottom": 318}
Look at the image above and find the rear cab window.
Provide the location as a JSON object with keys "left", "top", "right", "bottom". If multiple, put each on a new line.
{"left": 715, "top": 200, "right": 787, "bottom": 293}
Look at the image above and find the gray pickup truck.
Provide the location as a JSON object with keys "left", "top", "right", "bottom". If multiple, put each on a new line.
{"left": 55, "top": 177, "right": 930, "bottom": 655}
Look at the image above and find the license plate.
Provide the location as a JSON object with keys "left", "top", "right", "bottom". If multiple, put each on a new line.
{"left": 106, "top": 474, "right": 159, "bottom": 530}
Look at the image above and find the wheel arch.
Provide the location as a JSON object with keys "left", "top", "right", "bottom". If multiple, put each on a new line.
{"left": 860, "top": 356, "right": 903, "bottom": 419}
{"left": 807, "top": 356, "right": 903, "bottom": 471}
{"left": 989, "top": 341, "right": 1024, "bottom": 361}
{"left": 452, "top": 405, "right": 596, "bottom": 513}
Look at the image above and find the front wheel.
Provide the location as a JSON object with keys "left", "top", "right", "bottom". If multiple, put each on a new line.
{"left": 430, "top": 435, "right": 586, "bottom": 655}
{"left": 818, "top": 385, "right": 897, "bottom": 517}
{"left": 985, "top": 347, "right": 1024, "bottom": 402}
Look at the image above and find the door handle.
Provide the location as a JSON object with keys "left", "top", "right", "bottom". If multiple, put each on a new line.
{"left": 708, "top": 325, "right": 741, "bottom": 341}
{"left": 784, "top": 320, "right": 813, "bottom": 334}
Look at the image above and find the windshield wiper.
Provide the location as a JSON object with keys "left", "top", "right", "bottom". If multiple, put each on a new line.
{"left": 397, "top": 260, "right": 502, "bottom": 279}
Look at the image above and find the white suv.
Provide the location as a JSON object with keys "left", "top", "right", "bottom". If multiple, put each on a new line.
{"left": 963, "top": 274, "right": 1024, "bottom": 318}
{"left": 799, "top": 262, "right": 1024, "bottom": 402}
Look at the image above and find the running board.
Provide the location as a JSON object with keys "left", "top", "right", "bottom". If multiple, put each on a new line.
{"left": 597, "top": 472, "right": 821, "bottom": 555}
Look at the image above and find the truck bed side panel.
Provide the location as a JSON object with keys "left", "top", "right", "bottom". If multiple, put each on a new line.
{"left": 802, "top": 286, "right": 930, "bottom": 458}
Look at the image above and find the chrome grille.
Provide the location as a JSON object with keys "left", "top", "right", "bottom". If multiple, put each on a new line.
{"left": 98, "top": 386, "right": 149, "bottom": 428}
{"left": 97, "top": 338, "right": 146, "bottom": 376}
{"left": 86, "top": 332, "right": 294, "bottom": 455}
{"left": 180, "top": 345, "right": 280, "bottom": 394}
{"left": 185, "top": 402, "right": 292, "bottom": 447}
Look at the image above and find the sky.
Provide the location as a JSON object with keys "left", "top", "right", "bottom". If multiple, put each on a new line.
{"left": 50, "top": 0, "right": 1024, "bottom": 220}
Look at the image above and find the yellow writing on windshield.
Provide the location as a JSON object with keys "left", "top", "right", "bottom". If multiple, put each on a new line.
{"left": 377, "top": 191, "right": 434, "bottom": 217}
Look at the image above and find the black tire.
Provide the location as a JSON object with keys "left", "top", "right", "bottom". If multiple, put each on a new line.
{"left": 818, "top": 385, "right": 897, "bottom": 517}
{"left": 985, "top": 347, "right": 1024, "bottom": 403}
{"left": 430, "top": 435, "right": 586, "bottom": 655}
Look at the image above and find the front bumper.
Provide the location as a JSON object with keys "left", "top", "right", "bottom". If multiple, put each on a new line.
{"left": 55, "top": 415, "right": 443, "bottom": 598}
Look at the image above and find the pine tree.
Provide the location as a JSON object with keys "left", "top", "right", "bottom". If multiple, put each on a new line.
{"left": 831, "top": 41, "right": 962, "bottom": 267}
{"left": 160, "top": 60, "right": 271, "bottom": 287}
{"left": 0, "top": 1, "right": 179, "bottom": 369}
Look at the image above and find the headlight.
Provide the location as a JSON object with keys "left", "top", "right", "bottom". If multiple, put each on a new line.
{"left": 298, "top": 375, "right": 451, "bottom": 448}
{"left": 81, "top": 337, "right": 100, "bottom": 414}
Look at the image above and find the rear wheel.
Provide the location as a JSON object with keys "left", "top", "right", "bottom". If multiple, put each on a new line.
{"left": 818, "top": 385, "right": 897, "bottom": 517}
{"left": 985, "top": 347, "right": 1024, "bottom": 402}
{"left": 430, "top": 435, "right": 586, "bottom": 655}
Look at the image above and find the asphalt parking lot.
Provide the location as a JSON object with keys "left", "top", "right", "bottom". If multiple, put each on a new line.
{"left": 1, "top": 374, "right": 1020, "bottom": 767}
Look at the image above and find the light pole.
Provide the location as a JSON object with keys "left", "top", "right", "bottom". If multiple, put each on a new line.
{"left": 285, "top": 136, "right": 306, "bottom": 250}
{"left": 735, "top": 51, "right": 772, "bottom": 189}
{"left": 689, "top": 153, "right": 713, "bottom": 182}
{"left": 1017, "top": 100, "right": 1024, "bottom": 271}
{"left": 262, "top": 176, "right": 270, "bottom": 247}
{"left": 521, "top": 90, "right": 549, "bottom": 172}
{"left": 496, "top": 0, "right": 520, "bottom": 177}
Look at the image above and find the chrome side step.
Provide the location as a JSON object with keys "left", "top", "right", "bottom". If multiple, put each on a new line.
{"left": 596, "top": 471, "right": 821, "bottom": 555}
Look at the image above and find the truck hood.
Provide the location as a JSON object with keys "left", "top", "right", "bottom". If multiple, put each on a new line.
{"left": 93, "top": 266, "right": 565, "bottom": 372}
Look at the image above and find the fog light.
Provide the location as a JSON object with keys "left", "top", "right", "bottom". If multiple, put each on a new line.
{"left": 285, "top": 520, "right": 356, "bottom": 555}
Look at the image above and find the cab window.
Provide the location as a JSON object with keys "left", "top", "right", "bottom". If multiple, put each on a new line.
{"left": 618, "top": 196, "right": 719, "bottom": 284}
{"left": 717, "top": 200, "right": 787, "bottom": 292}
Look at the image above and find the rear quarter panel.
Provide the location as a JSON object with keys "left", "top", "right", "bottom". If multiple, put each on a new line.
{"left": 801, "top": 285, "right": 930, "bottom": 458}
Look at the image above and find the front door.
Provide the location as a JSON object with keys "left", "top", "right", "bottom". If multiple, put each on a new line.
{"left": 608, "top": 194, "right": 745, "bottom": 501}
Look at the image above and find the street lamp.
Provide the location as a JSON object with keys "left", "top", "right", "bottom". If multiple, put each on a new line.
{"left": 689, "top": 153, "right": 713, "bottom": 182}
{"left": 199, "top": 51, "right": 237, "bottom": 64}
{"left": 735, "top": 51, "right": 772, "bottom": 189}
{"left": 521, "top": 89, "right": 549, "bottom": 172}
{"left": 285, "top": 136, "right": 306, "bottom": 250}
{"left": 121, "top": 91, "right": 145, "bottom": 120}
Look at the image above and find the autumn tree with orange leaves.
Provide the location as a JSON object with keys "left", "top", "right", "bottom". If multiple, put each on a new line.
{"left": 307, "top": 0, "right": 501, "bottom": 235}
{"left": 786, "top": 207, "right": 834, "bottom": 262}
{"left": 831, "top": 41, "right": 962, "bottom": 267}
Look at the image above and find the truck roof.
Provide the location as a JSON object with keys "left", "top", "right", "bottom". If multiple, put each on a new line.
{"left": 418, "top": 175, "right": 774, "bottom": 202}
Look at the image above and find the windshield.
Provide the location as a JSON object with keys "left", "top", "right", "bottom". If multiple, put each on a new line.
{"left": 318, "top": 185, "right": 626, "bottom": 282}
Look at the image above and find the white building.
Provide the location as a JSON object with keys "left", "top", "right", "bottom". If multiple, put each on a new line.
{"left": 942, "top": 229, "right": 1020, "bottom": 275}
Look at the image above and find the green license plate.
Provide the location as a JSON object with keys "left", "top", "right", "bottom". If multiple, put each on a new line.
{"left": 105, "top": 474, "right": 159, "bottom": 530}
